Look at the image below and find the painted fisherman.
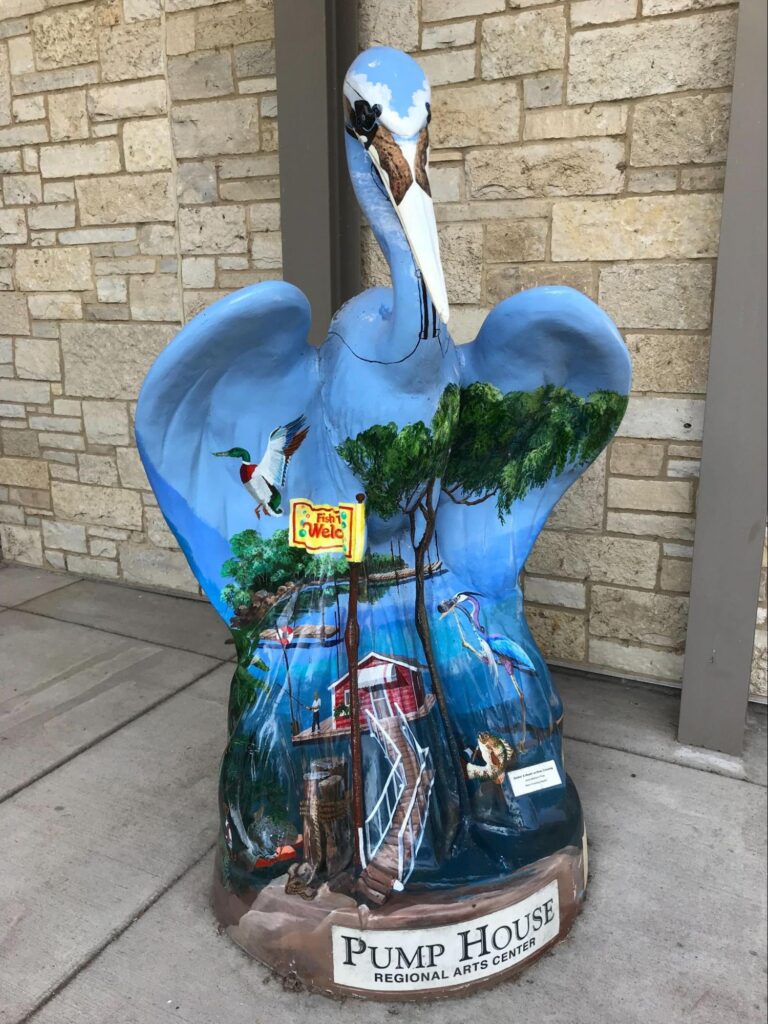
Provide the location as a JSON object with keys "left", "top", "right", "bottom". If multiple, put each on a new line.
{"left": 311, "top": 692, "right": 322, "bottom": 734}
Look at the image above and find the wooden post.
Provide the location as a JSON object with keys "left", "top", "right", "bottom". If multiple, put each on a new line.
{"left": 302, "top": 758, "right": 350, "bottom": 876}
{"left": 279, "top": 638, "right": 299, "bottom": 736}
{"left": 345, "top": 560, "right": 365, "bottom": 869}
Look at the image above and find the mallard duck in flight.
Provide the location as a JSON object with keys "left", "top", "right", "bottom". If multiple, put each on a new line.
{"left": 214, "top": 415, "right": 309, "bottom": 519}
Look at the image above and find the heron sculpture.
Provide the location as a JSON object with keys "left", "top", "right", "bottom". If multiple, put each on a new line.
{"left": 135, "top": 46, "right": 631, "bottom": 999}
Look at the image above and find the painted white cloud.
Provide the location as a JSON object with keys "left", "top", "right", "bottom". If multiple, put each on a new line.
{"left": 344, "top": 71, "right": 430, "bottom": 139}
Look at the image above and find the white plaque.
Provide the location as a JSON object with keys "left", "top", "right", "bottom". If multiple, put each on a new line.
{"left": 332, "top": 880, "right": 559, "bottom": 993}
{"left": 508, "top": 759, "right": 563, "bottom": 797}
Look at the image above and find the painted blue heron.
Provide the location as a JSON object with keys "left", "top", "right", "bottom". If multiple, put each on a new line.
{"left": 438, "top": 591, "right": 536, "bottom": 752}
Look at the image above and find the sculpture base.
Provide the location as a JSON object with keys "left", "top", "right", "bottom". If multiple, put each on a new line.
{"left": 212, "top": 831, "right": 587, "bottom": 1001}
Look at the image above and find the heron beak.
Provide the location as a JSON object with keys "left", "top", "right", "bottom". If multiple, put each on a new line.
{"left": 396, "top": 175, "right": 449, "bottom": 325}
{"left": 369, "top": 135, "right": 450, "bottom": 325}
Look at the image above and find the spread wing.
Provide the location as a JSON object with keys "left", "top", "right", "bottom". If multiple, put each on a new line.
{"left": 259, "top": 415, "right": 310, "bottom": 486}
{"left": 490, "top": 635, "right": 537, "bottom": 674}
{"left": 135, "top": 282, "right": 325, "bottom": 621}
{"left": 437, "top": 286, "right": 631, "bottom": 599}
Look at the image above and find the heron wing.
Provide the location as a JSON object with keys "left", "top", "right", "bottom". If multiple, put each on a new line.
{"left": 135, "top": 282, "right": 321, "bottom": 620}
{"left": 437, "top": 287, "right": 631, "bottom": 595}
{"left": 491, "top": 634, "right": 537, "bottom": 673}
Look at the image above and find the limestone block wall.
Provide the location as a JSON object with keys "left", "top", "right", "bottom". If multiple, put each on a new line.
{"left": 0, "top": 0, "right": 279, "bottom": 593}
{"left": 357, "top": 0, "right": 762, "bottom": 696}
{"left": 0, "top": 0, "right": 760, "bottom": 698}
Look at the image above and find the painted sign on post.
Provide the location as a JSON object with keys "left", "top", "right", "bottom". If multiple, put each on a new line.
{"left": 289, "top": 499, "right": 366, "bottom": 562}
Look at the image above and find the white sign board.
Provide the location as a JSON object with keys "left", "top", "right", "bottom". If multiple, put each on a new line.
{"left": 508, "top": 759, "right": 563, "bottom": 797}
{"left": 332, "top": 880, "right": 559, "bottom": 993}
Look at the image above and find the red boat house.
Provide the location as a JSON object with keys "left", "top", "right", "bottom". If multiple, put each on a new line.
{"left": 331, "top": 651, "right": 427, "bottom": 727}
{"left": 292, "top": 651, "right": 434, "bottom": 743}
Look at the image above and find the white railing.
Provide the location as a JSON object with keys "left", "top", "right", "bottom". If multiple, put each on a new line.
{"left": 393, "top": 703, "right": 435, "bottom": 889}
{"left": 361, "top": 709, "right": 405, "bottom": 868}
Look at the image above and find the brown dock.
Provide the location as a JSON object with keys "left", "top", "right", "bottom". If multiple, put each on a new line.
{"left": 292, "top": 693, "right": 436, "bottom": 744}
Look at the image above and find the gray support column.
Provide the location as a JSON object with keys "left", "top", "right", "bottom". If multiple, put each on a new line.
{"left": 678, "top": 0, "right": 767, "bottom": 755}
{"left": 274, "top": 0, "right": 360, "bottom": 346}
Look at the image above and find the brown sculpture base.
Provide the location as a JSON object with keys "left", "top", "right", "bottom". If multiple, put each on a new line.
{"left": 212, "top": 830, "right": 587, "bottom": 1002}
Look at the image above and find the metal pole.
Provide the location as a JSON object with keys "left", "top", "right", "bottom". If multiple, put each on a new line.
{"left": 678, "top": 0, "right": 767, "bottom": 755}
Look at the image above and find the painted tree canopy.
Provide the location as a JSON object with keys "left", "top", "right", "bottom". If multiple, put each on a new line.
{"left": 336, "top": 383, "right": 460, "bottom": 523}
{"left": 222, "top": 528, "right": 317, "bottom": 610}
{"left": 443, "top": 383, "right": 628, "bottom": 519}
{"left": 338, "top": 382, "right": 627, "bottom": 528}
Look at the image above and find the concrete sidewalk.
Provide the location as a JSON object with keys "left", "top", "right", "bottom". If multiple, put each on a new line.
{"left": 0, "top": 565, "right": 765, "bottom": 1024}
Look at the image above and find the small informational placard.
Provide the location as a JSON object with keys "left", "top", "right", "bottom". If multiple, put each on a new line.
{"left": 507, "top": 760, "right": 563, "bottom": 797}
{"left": 332, "top": 880, "right": 559, "bottom": 993}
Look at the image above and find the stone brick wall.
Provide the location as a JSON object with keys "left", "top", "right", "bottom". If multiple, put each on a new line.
{"left": 0, "top": 0, "right": 761, "bottom": 698}
{"left": 357, "top": 0, "right": 764, "bottom": 697}
{"left": 0, "top": 0, "right": 279, "bottom": 592}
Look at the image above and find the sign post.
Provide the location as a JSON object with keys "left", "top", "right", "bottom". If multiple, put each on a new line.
{"left": 290, "top": 494, "right": 367, "bottom": 870}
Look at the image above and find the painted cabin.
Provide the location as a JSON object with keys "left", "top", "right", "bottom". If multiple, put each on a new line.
{"left": 331, "top": 652, "right": 426, "bottom": 728}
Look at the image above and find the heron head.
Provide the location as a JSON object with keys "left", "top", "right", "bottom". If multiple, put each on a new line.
{"left": 213, "top": 447, "right": 251, "bottom": 461}
{"left": 344, "top": 47, "right": 449, "bottom": 324}
{"left": 438, "top": 591, "right": 482, "bottom": 620}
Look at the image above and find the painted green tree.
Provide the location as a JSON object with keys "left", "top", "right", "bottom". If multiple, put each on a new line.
{"left": 337, "top": 382, "right": 627, "bottom": 818}
{"left": 221, "top": 528, "right": 322, "bottom": 611}
{"left": 337, "top": 383, "right": 471, "bottom": 813}
{"left": 443, "top": 383, "right": 628, "bottom": 515}
{"left": 222, "top": 527, "right": 407, "bottom": 612}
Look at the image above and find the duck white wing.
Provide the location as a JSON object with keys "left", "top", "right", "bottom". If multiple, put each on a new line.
{"left": 258, "top": 415, "right": 310, "bottom": 487}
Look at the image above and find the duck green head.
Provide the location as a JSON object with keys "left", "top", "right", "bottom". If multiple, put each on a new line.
{"left": 213, "top": 447, "right": 251, "bottom": 461}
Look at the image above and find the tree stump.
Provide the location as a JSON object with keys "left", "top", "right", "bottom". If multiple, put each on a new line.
{"left": 302, "top": 758, "right": 352, "bottom": 876}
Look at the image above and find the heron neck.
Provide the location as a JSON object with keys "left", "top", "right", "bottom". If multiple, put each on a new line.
{"left": 467, "top": 596, "right": 483, "bottom": 629}
{"left": 344, "top": 133, "right": 431, "bottom": 353}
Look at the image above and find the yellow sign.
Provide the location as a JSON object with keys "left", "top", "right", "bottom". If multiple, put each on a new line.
{"left": 289, "top": 499, "right": 366, "bottom": 562}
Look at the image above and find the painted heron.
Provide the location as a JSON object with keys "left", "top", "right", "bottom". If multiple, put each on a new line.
{"left": 438, "top": 591, "right": 536, "bottom": 752}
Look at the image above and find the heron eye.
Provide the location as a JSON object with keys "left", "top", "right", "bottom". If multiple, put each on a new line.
{"left": 352, "top": 99, "right": 381, "bottom": 136}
